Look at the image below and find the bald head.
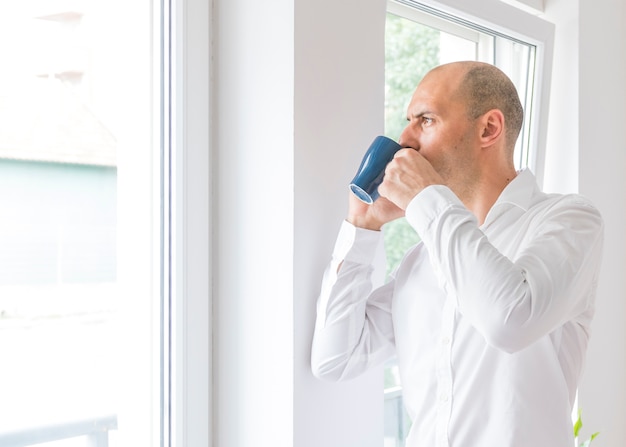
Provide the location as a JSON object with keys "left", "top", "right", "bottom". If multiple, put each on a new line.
{"left": 430, "top": 62, "right": 524, "bottom": 152}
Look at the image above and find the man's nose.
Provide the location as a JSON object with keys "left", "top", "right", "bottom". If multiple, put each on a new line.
{"left": 398, "top": 124, "right": 416, "bottom": 149}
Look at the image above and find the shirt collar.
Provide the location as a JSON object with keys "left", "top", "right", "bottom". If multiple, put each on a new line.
{"left": 493, "top": 168, "right": 541, "bottom": 212}
{"left": 482, "top": 168, "right": 542, "bottom": 227}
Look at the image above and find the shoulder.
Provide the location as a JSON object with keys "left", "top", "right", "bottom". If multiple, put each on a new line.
{"left": 530, "top": 192, "right": 603, "bottom": 234}
{"left": 541, "top": 192, "right": 601, "bottom": 215}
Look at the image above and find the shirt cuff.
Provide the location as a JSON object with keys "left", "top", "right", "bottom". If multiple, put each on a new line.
{"left": 333, "top": 220, "right": 383, "bottom": 265}
{"left": 405, "top": 185, "right": 465, "bottom": 236}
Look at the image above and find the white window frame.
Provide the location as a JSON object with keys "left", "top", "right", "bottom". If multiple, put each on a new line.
{"left": 164, "top": 0, "right": 211, "bottom": 445}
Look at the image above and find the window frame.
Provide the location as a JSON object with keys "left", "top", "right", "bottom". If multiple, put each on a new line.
{"left": 164, "top": 0, "right": 212, "bottom": 445}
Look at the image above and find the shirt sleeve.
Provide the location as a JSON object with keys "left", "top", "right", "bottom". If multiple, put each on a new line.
{"left": 405, "top": 185, "right": 604, "bottom": 354}
{"left": 311, "top": 220, "right": 396, "bottom": 381}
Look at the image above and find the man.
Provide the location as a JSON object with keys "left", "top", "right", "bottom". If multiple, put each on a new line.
{"left": 311, "top": 61, "right": 604, "bottom": 446}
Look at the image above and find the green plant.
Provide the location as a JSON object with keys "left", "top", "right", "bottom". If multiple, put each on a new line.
{"left": 574, "top": 408, "right": 600, "bottom": 447}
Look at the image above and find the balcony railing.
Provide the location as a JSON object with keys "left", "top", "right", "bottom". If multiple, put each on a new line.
{"left": 384, "top": 386, "right": 409, "bottom": 447}
{"left": 0, "top": 414, "right": 117, "bottom": 447}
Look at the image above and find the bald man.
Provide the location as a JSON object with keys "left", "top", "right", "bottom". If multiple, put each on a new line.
{"left": 311, "top": 62, "right": 604, "bottom": 446}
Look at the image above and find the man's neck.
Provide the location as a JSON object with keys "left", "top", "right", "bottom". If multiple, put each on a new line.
{"left": 461, "top": 169, "right": 517, "bottom": 226}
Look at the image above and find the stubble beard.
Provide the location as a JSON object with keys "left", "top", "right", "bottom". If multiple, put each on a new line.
{"left": 435, "top": 138, "right": 480, "bottom": 204}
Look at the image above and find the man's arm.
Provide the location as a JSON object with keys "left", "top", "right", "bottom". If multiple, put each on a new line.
{"left": 311, "top": 221, "right": 396, "bottom": 381}
{"left": 406, "top": 187, "right": 604, "bottom": 353}
{"left": 311, "top": 149, "right": 440, "bottom": 380}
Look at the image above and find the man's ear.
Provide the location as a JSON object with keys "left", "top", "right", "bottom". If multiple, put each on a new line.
{"left": 479, "top": 109, "right": 505, "bottom": 148}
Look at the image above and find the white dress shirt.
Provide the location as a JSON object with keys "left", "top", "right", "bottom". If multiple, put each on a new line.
{"left": 311, "top": 169, "right": 603, "bottom": 447}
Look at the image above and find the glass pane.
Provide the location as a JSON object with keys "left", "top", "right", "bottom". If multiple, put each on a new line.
{"left": 0, "top": 2, "right": 160, "bottom": 446}
{"left": 384, "top": 14, "right": 444, "bottom": 444}
{"left": 385, "top": 13, "right": 440, "bottom": 144}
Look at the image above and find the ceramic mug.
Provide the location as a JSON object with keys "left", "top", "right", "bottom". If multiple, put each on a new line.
{"left": 349, "top": 136, "right": 402, "bottom": 204}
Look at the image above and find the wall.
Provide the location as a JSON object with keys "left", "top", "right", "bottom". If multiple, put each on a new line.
{"left": 578, "top": 0, "right": 626, "bottom": 444}
{"left": 214, "top": 0, "right": 384, "bottom": 445}
{"left": 542, "top": 0, "right": 626, "bottom": 444}
{"left": 293, "top": 0, "right": 387, "bottom": 445}
{"left": 213, "top": 0, "right": 295, "bottom": 444}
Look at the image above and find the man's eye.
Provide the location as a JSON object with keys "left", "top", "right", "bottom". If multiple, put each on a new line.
{"left": 422, "top": 117, "right": 434, "bottom": 126}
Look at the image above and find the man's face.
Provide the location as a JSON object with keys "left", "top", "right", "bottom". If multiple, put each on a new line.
{"left": 398, "top": 67, "right": 480, "bottom": 187}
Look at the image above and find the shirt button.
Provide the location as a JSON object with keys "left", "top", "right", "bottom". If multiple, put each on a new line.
{"left": 442, "top": 336, "right": 451, "bottom": 345}
{"left": 440, "top": 394, "right": 449, "bottom": 403}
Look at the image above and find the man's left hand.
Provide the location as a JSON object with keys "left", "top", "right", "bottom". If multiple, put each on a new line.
{"left": 378, "top": 148, "right": 444, "bottom": 210}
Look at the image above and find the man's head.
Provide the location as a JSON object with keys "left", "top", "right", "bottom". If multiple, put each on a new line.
{"left": 399, "top": 61, "right": 523, "bottom": 192}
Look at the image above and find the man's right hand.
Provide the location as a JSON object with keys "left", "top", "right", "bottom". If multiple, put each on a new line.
{"left": 346, "top": 192, "right": 405, "bottom": 231}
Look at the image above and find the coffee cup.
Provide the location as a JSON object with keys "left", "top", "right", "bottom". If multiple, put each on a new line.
{"left": 349, "top": 136, "right": 402, "bottom": 204}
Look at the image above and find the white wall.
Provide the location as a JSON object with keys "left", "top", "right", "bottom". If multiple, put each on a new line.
{"left": 577, "top": 0, "right": 626, "bottom": 444}
{"left": 214, "top": 0, "right": 385, "bottom": 445}
{"left": 293, "top": 0, "right": 387, "bottom": 445}
{"left": 213, "top": 0, "right": 295, "bottom": 444}
{"left": 542, "top": 0, "right": 626, "bottom": 444}
{"left": 212, "top": 0, "right": 626, "bottom": 445}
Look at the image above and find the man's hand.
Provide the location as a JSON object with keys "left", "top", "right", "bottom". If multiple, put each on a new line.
{"left": 378, "top": 148, "right": 443, "bottom": 210}
{"left": 346, "top": 148, "right": 443, "bottom": 230}
{"left": 347, "top": 191, "right": 405, "bottom": 231}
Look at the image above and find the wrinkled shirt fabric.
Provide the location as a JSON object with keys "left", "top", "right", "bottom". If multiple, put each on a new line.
{"left": 311, "top": 169, "right": 603, "bottom": 447}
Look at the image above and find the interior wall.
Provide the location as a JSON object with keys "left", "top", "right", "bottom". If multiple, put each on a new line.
{"left": 293, "top": 0, "right": 387, "bottom": 445}
{"left": 544, "top": 0, "right": 626, "bottom": 444}
{"left": 213, "top": 0, "right": 295, "bottom": 445}
{"left": 577, "top": 0, "right": 626, "bottom": 444}
{"left": 214, "top": 0, "right": 385, "bottom": 445}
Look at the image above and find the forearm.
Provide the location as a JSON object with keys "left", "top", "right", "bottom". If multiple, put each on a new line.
{"left": 311, "top": 222, "right": 395, "bottom": 381}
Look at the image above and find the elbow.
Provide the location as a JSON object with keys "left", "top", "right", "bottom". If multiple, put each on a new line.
{"left": 481, "top": 325, "right": 534, "bottom": 354}
{"left": 467, "top": 281, "right": 541, "bottom": 354}
{"left": 310, "top": 352, "right": 350, "bottom": 382}
{"left": 311, "top": 363, "right": 343, "bottom": 382}
{"left": 310, "top": 340, "right": 364, "bottom": 382}
{"left": 478, "top": 307, "right": 547, "bottom": 354}
{"left": 474, "top": 303, "right": 539, "bottom": 354}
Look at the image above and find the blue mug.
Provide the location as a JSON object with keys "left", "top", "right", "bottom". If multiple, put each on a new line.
{"left": 349, "top": 136, "right": 402, "bottom": 204}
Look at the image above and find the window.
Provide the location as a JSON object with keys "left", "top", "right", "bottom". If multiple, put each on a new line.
{"left": 0, "top": 1, "right": 210, "bottom": 446}
{"left": 382, "top": 1, "right": 552, "bottom": 445}
{"left": 0, "top": 2, "right": 162, "bottom": 445}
